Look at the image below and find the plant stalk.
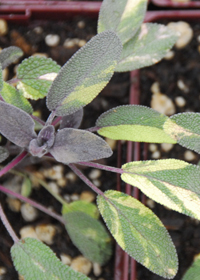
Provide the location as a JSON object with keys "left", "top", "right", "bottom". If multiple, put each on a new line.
{"left": 77, "top": 161, "right": 123, "bottom": 174}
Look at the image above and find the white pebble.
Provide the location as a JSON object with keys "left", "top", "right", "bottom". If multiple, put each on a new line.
{"left": 89, "top": 169, "right": 102, "bottom": 180}
{"left": 66, "top": 172, "right": 77, "bottom": 182}
{"left": 19, "top": 226, "right": 38, "bottom": 239}
{"left": 35, "top": 224, "right": 57, "bottom": 245}
{"left": 175, "top": 96, "right": 186, "bottom": 107}
{"left": 0, "top": 267, "right": 6, "bottom": 275}
{"left": 177, "top": 79, "right": 189, "bottom": 93}
{"left": 57, "top": 177, "right": 67, "bottom": 187}
{"left": 6, "top": 197, "right": 21, "bottom": 212}
{"left": 151, "top": 150, "right": 161, "bottom": 159}
{"left": 197, "top": 35, "right": 200, "bottom": 43}
{"left": 146, "top": 199, "right": 155, "bottom": 209}
{"left": 93, "top": 179, "right": 101, "bottom": 188}
{"left": 33, "top": 26, "right": 43, "bottom": 34}
{"left": 148, "top": 143, "right": 158, "bottom": 152}
{"left": 63, "top": 39, "right": 76, "bottom": 49}
{"left": 71, "top": 256, "right": 92, "bottom": 276}
{"left": 78, "top": 39, "right": 86, "bottom": 48}
{"left": 77, "top": 21, "right": 85, "bottom": 29}
{"left": 164, "top": 50, "right": 175, "bottom": 60}
{"left": 48, "top": 182, "right": 60, "bottom": 195}
{"left": 151, "top": 92, "right": 175, "bottom": 115}
{"left": 45, "top": 34, "right": 60, "bottom": 47}
{"left": 21, "top": 203, "right": 38, "bottom": 222}
{"left": 60, "top": 253, "right": 72, "bottom": 266}
{"left": 93, "top": 263, "right": 102, "bottom": 277}
{"left": 161, "top": 143, "right": 174, "bottom": 152}
{"left": 71, "top": 194, "right": 80, "bottom": 201}
{"left": 80, "top": 191, "right": 95, "bottom": 203}
{"left": 0, "top": 19, "right": 8, "bottom": 36}
{"left": 32, "top": 52, "right": 48, "bottom": 58}
{"left": 151, "top": 82, "right": 160, "bottom": 94}
{"left": 63, "top": 194, "right": 71, "bottom": 203}
{"left": 184, "top": 150, "right": 196, "bottom": 161}
{"left": 43, "top": 165, "right": 63, "bottom": 180}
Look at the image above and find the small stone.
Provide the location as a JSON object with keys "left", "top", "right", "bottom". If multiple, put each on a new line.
{"left": 20, "top": 226, "right": 38, "bottom": 239}
{"left": 80, "top": 191, "right": 95, "bottom": 202}
{"left": 57, "top": 177, "right": 67, "bottom": 187}
{"left": 71, "top": 194, "right": 80, "bottom": 201}
{"left": 63, "top": 194, "right": 71, "bottom": 203}
{"left": 60, "top": 253, "right": 72, "bottom": 266}
{"left": 77, "top": 20, "right": 86, "bottom": 29}
{"left": 48, "top": 182, "right": 60, "bottom": 195}
{"left": 161, "top": 143, "right": 174, "bottom": 152}
{"left": 177, "top": 79, "right": 189, "bottom": 93}
{"left": 71, "top": 256, "right": 92, "bottom": 276}
{"left": 151, "top": 150, "right": 161, "bottom": 159}
{"left": 32, "top": 52, "right": 48, "bottom": 58}
{"left": 78, "top": 39, "right": 87, "bottom": 48}
{"left": 151, "top": 91, "right": 175, "bottom": 115}
{"left": 43, "top": 165, "right": 64, "bottom": 180}
{"left": 0, "top": 19, "right": 8, "bottom": 36}
{"left": 33, "top": 26, "right": 43, "bottom": 34}
{"left": 45, "top": 34, "right": 60, "bottom": 47}
{"left": 167, "top": 21, "right": 193, "bottom": 49}
{"left": 151, "top": 82, "right": 160, "bottom": 94}
{"left": 66, "top": 172, "right": 77, "bottom": 182}
{"left": 89, "top": 169, "right": 102, "bottom": 180}
{"left": 63, "top": 39, "right": 76, "bottom": 49}
{"left": 148, "top": 143, "right": 158, "bottom": 152}
{"left": 146, "top": 199, "right": 155, "bottom": 209}
{"left": 21, "top": 203, "right": 38, "bottom": 222}
{"left": 6, "top": 197, "right": 21, "bottom": 212}
{"left": 164, "top": 50, "right": 175, "bottom": 60}
{"left": 93, "top": 263, "right": 102, "bottom": 277}
{"left": 35, "top": 224, "right": 57, "bottom": 245}
{"left": 3, "top": 68, "right": 9, "bottom": 81}
{"left": 175, "top": 96, "right": 186, "bottom": 107}
{"left": 93, "top": 179, "right": 101, "bottom": 188}
{"left": 184, "top": 150, "right": 196, "bottom": 161}
{"left": 105, "top": 138, "right": 117, "bottom": 150}
{"left": 197, "top": 35, "right": 200, "bottom": 43}
{"left": 0, "top": 267, "right": 6, "bottom": 275}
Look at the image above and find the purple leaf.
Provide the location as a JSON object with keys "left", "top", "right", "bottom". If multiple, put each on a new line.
{"left": 29, "top": 139, "right": 48, "bottom": 158}
{"left": 37, "top": 125, "right": 55, "bottom": 148}
{"left": 59, "top": 109, "right": 83, "bottom": 129}
{"left": 50, "top": 128, "right": 112, "bottom": 164}
{"left": 0, "top": 101, "right": 36, "bottom": 147}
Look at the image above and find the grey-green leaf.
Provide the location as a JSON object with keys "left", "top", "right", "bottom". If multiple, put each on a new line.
{"left": 97, "top": 190, "right": 178, "bottom": 278}
{"left": 47, "top": 31, "right": 122, "bottom": 116}
{"left": 63, "top": 211, "right": 112, "bottom": 265}
{"left": 182, "top": 254, "right": 200, "bottom": 280}
{"left": 11, "top": 237, "right": 90, "bottom": 280}
{"left": 116, "top": 23, "right": 179, "bottom": 72}
{"left": 0, "top": 146, "right": 9, "bottom": 163}
{"left": 1, "top": 82, "right": 33, "bottom": 114}
{"left": 62, "top": 200, "right": 99, "bottom": 219}
{"left": 122, "top": 159, "right": 200, "bottom": 220}
{"left": 17, "top": 56, "right": 60, "bottom": 100}
{"left": 0, "top": 65, "right": 3, "bottom": 92}
{"left": 0, "top": 101, "right": 36, "bottom": 147}
{"left": 0, "top": 46, "right": 23, "bottom": 69}
{"left": 98, "top": 0, "right": 148, "bottom": 45}
{"left": 96, "top": 105, "right": 176, "bottom": 143}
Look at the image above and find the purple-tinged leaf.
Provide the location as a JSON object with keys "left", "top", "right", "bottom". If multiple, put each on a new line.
{"left": 0, "top": 65, "right": 3, "bottom": 92}
{"left": 60, "top": 109, "right": 83, "bottom": 129}
{"left": 0, "top": 46, "right": 23, "bottom": 69}
{"left": 0, "top": 101, "right": 36, "bottom": 147}
{"left": 0, "top": 146, "right": 9, "bottom": 163}
{"left": 50, "top": 128, "right": 112, "bottom": 164}
{"left": 37, "top": 125, "right": 55, "bottom": 148}
{"left": 29, "top": 139, "right": 48, "bottom": 158}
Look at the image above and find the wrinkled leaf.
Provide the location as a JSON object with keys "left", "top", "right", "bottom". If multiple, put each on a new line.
{"left": 182, "top": 254, "right": 200, "bottom": 280}
{"left": 60, "top": 108, "right": 83, "bottom": 129}
{"left": 50, "top": 128, "right": 112, "bottom": 164}
{"left": 62, "top": 200, "right": 99, "bottom": 219}
{"left": 11, "top": 237, "right": 89, "bottom": 280}
{"left": 116, "top": 23, "right": 179, "bottom": 72}
{"left": 98, "top": 0, "right": 148, "bottom": 44}
{"left": 122, "top": 159, "right": 200, "bottom": 220}
{"left": 64, "top": 211, "right": 112, "bottom": 265}
{"left": 17, "top": 56, "right": 60, "bottom": 100}
{"left": 97, "top": 190, "right": 178, "bottom": 278}
{"left": 0, "top": 146, "right": 9, "bottom": 163}
{"left": 96, "top": 105, "right": 176, "bottom": 143}
{"left": 0, "top": 46, "right": 23, "bottom": 69}
{"left": 21, "top": 176, "right": 32, "bottom": 197}
{"left": 47, "top": 31, "right": 122, "bottom": 116}
{"left": 0, "top": 101, "right": 36, "bottom": 147}
{"left": 1, "top": 82, "right": 33, "bottom": 114}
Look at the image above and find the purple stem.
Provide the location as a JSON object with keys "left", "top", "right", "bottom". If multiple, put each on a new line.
{"left": 77, "top": 161, "right": 124, "bottom": 174}
{"left": 52, "top": 117, "right": 62, "bottom": 126}
{"left": 86, "top": 126, "right": 100, "bottom": 132}
{"left": 31, "top": 115, "right": 45, "bottom": 126}
{"left": 0, "top": 185, "right": 64, "bottom": 224}
{"left": 0, "top": 150, "right": 28, "bottom": 177}
{"left": 0, "top": 203, "right": 19, "bottom": 243}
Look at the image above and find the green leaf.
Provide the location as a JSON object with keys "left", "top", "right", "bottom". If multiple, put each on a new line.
{"left": 122, "top": 159, "right": 200, "bottom": 220}
{"left": 163, "top": 112, "right": 200, "bottom": 154}
{"left": 0, "top": 146, "right": 9, "bottom": 163}
{"left": 62, "top": 200, "right": 99, "bottom": 219}
{"left": 98, "top": 0, "right": 148, "bottom": 44}
{"left": 63, "top": 211, "right": 112, "bottom": 265}
{"left": 21, "top": 177, "right": 32, "bottom": 197}
{"left": 1, "top": 82, "right": 33, "bottom": 114}
{"left": 11, "top": 237, "right": 90, "bottom": 280}
{"left": 0, "top": 46, "right": 23, "bottom": 69}
{"left": 97, "top": 190, "right": 178, "bottom": 278}
{"left": 182, "top": 254, "right": 200, "bottom": 280}
{"left": 47, "top": 31, "right": 122, "bottom": 116}
{"left": 17, "top": 56, "right": 60, "bottom": 100}
{"left": 96, "top": 105, "right": 176, "bottom": 143}
{"left": 116, "top": 23, "right": 179, "bottom": 72}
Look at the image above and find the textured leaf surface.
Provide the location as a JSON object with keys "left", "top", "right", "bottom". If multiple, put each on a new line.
{"left": 116, "top": 23, "right": 178, "bottom": 72}
{"left": 182, "top": 254, "right": 200, "bottom": 280}
{"left": 59, "top": 108, "right": 83, "bottom": 129}
{"left": 50, "top": 128, "right": 112, "bottom": 164}
{"left": 64, "top": 211, "right": 112, "bottom": 265}
{"left": 122, "top": 159, "right": 200, "bottom": 220}
{"left": 0, "top": 66, "right": 3, "bottom": 92}
{"left": 47, "top": 31, "right": 122, "bottom": 116}
{"left": 163, "top": 112, "right": 200, "bottom": 154}
{"left": 1, "top": 82, "right": 33, "bottom": 114}
{"left": 11, "top": 237, "right": 89, "bottom": 280}
{"left": 96, "top": 105, "right": 176, "bottom": 143}
{"left": 62, "top": 200, "right": 99, "bottom": 219}
{"left": 0, "top": 146, "right": 9, "bottom": 163}
{"left": 17, "top": 56, "right": 60, "bottom": 100}
{"left": 97, "top": 190, "right": 178, "bottom": 278}
{"left": 0, "top": 46, "right": 23, "bottom": 69}
{"left": 98, "top": 0, "right": 147, "bottom": 44}
{"left": 0, "top": 101, "right": 36, "bottom": 147}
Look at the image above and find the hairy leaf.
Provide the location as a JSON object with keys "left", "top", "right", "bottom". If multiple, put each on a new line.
{"left": 50, "top": 128, "right": 112, "bottom": 164}
{"left": 1, "top": 82, "right": 33, "bottom": 114}
{"left": 0, "top": 101, "right": 36, "bottom": 147}
{"left": 0, "top": 46, "right": 23, "bottom": 69}
{"left": 182, "top": 254, "right": 200, "bottom": 280}
{"left": 97, "top": 190, "right": 178, "bottom": 278}
{"left": 60, "top": 108, "right": 83, "bottom": 129}
{"left": 98, "top": 0, "right": 148, "bottom": 44}
{"left": 17, "top": 56, "right": 60, "bottom": 100}
{"left": 11, "top": 237, "right": 89, "bottom": 280}
{"left": 0, "top": 146, "right": 9, "bottom": 163}
{"left": 0, "top": 66, "right": 3, "bottom": 92}
{"left": 122, "top": 159, "right": 200, "bottom": 220}
{"left": 116, "top": 23, "right": 179, "bottom": 72}
{"left": 62, "top": 200, "right": 99, "bottom": 219}
{"left": 96, "top": 105, "right": 176, "bottom": 143}
{"left": 64, "top": 211, "right": 112, "bottom": 265}
{"left": 47, "top": 31, "right": 122, "bottom": 116}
